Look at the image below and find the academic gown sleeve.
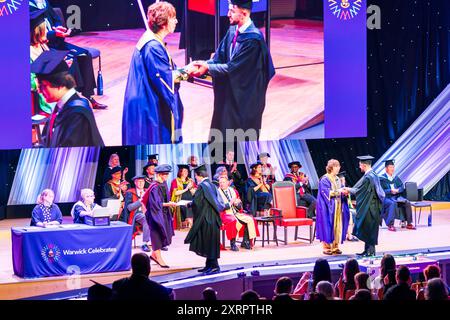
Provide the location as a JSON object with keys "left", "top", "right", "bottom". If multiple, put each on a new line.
{"left": 143, "top": 42, "right": 178, "bottom": 117}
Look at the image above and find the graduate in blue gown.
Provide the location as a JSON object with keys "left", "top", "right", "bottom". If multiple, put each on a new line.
{"left": 122, "top": 2, "right": 190, "bottom": 145}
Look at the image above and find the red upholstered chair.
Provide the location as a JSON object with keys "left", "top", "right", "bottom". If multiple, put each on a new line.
{"left": 271, "top": 181, "right": 314, "bottom": 244}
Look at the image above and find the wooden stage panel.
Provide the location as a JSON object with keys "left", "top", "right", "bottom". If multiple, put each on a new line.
{"left": 68, "top": 19, "right": 324, "bottom": 146}
{"left": 0, "top": 203, "right": 449, "bottom": 299}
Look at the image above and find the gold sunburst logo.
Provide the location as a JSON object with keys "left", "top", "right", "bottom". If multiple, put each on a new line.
{"left": 328, "top": 0, "right": 362, "bottom": 21}
{"left": 0, "top": 0, "right": 23, "bottom": 17}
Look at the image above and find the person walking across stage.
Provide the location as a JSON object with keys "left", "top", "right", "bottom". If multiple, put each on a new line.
{"left": 190, "top": 0, "right": 275, "bottom": 139}
{"left": 185, "top": 165, "right": 235, "bottom": 274}
{"left": 346, "top": 156, "right": 385, "bottom": 257}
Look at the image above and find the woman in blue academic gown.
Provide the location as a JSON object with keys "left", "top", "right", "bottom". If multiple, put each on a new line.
{"left": 316, "top": 159, "right": 350, "bottom": 255}
{"left": 122, "top": 1, "right": 190, "bottom": 145}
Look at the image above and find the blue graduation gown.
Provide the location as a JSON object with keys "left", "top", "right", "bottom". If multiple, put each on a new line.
{"left": 122, "top": 31, "right": 183, "bottom": 145}
{"left": 316, "top": 175, "right": 350, "bottom": 244}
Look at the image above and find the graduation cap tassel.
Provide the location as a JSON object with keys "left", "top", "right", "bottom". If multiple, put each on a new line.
{"left": 97, "top": 55, "right": 103, "bottom": 96}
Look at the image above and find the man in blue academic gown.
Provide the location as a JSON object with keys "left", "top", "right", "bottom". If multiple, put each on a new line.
{"left": 191, "top": 0, "right": 275, "bottom": 140}
{"left": 347, "top": 156, "right": 385, "bottom": 257}
{"left": 379, "top": 160, "right": 415, "bottom": 231}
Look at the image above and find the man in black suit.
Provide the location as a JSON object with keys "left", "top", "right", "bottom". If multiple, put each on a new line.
{"left": 112, "top": 253, "right": 174, "bottom": 300}
{"left": 29, "top": 0, "right": 107, "bottom": 109}
{"left": 383, "top": 266, "right": 417, "bottom": 301}
{"left": 31, "top": 51, "right": 104, "bottom": 147}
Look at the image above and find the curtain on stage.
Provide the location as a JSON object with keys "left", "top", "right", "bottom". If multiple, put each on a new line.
{"left": 136, "top": 143, "right": 210, "bottom": 183}
{"left": 8, "top": 147, "right": 100, "bottom": 205}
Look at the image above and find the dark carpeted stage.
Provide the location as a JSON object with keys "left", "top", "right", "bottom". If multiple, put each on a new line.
{"left": 1, "top": 202, "right": 448, "bottom": 300}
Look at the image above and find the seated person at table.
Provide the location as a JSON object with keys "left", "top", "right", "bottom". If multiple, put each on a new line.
{"left": 245, "top": 162, "right": 273, "bottom": 216}
{"left": 121, "top": 175, "right": 152, "bottom": 253}
{"left": 218, "top": 176, "right": 259, "bottom": 250}
{"left": 379, "top": 159, "right": 415, "bottom": 231}
{"left": 70, "top": 188, "right": 99, "bottom": 224}
{"left": 284, "top": 161, "right": 316, "bottom": 218}
{"left": 103, "top": 166, "right": 129, "bottom": 201}
{"left": 31, "top": 189, "right": 63, "bottom": 227}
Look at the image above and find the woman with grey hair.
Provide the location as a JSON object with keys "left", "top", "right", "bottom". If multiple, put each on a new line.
{"left": 71, "top": 188, "right": 99, "bottom": 224}
{"left": 425, "top": 278, "right": 448, "bottom": 300}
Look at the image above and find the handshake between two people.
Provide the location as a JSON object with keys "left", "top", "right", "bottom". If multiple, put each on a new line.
{"left": 179, "top": 60, "right": 210, "bottom": 79}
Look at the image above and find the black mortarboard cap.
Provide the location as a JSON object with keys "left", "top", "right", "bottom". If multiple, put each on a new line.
{"left": 132, "top": 175, "right": 146, "bottom": 181}
{"left": 337, "top": 171, "right": 346, "bottom": 178}
{"left": 30, "top": 50, "right": 70, "bottom": 76}
{"left": 384, "top": 159, "right": 395, "bottom": 167}
{"left": 230, "top": 0, "right": 253, "bottom": 10}
{"left": 288, "top": 161, "right": 302, "bottom": 168}
{"left": 177, "top": 164, "right": 190, "bottom": 171}
{"left": 357, "top": 155, "right": 375, "bottom": 165}
{"left": 110, "top": 166, "right": 122, "bottom": 175}
{"left": 194, "top": 164, "right": 207, "bottom": 174}
{"left": 30, "top": 8, "right": 46, "bottom": 30}
{"left": 250, "top": 161, "right": 262, "bottom": 169}
{"left": 147, "top": 154, "right": 159, "bottom": 162}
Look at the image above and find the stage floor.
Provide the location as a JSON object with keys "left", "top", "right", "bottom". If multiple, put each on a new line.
{"left": 68, "top": 19, "right": 324, "bottom": 145}
{"left": 0, "top": 202, "right": 448, "bottom": 299}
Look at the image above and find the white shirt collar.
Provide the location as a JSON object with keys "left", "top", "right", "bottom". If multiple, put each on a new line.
{"left": 57, "top": 88, "right": 77, "bottom": 111}
{"left": 238, "top": 19, "right": 252, "bottom": 33}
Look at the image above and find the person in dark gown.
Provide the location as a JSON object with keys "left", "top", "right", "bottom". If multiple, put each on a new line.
{"left": 245, "top": 162, "right": 272, "bottom": 216}
{"left": 315, "top": 159, "right": 350, "bottom": 255}
{"left": 190, "top": 0, "right": 275, "bottom": 140}
{"left": 212, "top": 149, "right": 248, "bottom": 199}
{"left": 143, "top": 154, "right": 159, "bottom": 189}
{"left": 379, "top": 159, "right": 415, "bottom": 231}
{"left": 142, "top": 164, "right": 178, "bottom": 268}
{"left": 185, "top": 165, "right": 232, "bottom": 274}
{"left": 122, "top": 1, "right": 192, "bottom": 145}
{"left": 170, "top": 164, "right": 197, "bottom": 230}
{"left": 103, "top": 166, "right": 129, "bottom": 201}
{"left": 30, "top": 189, "right": 63, "bottom": 227}
{"left": 347, "top": 155, "right": 385, "bottom": 257}
{"left": 283, "top": 161, "right": 317, "bottom": 218}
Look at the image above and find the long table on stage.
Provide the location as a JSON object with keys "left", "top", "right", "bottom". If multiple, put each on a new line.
{"left": 12, "top": 221, "right": 132, "bottom": 279}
